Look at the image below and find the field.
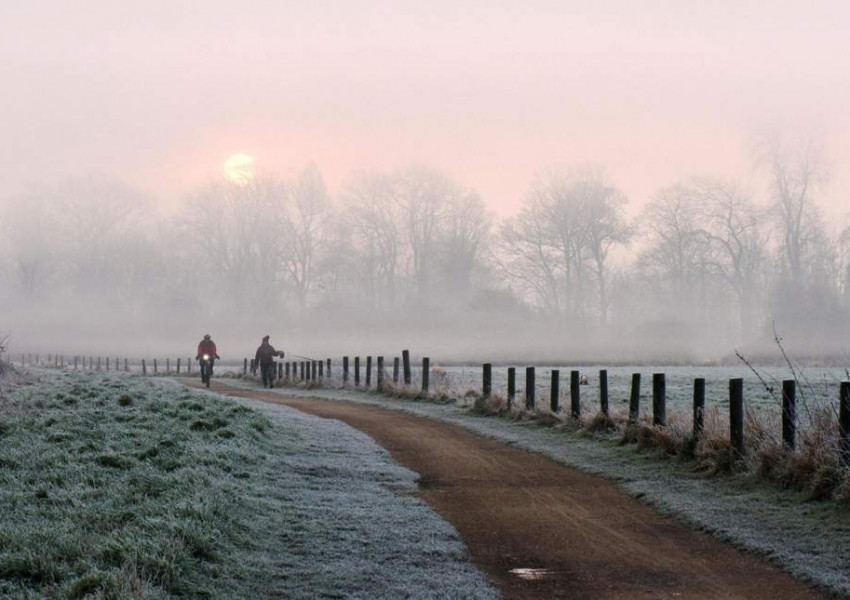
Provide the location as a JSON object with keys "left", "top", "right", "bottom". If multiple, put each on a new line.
{"left": 0, "top": 370, "right": 497, "bottom": 599}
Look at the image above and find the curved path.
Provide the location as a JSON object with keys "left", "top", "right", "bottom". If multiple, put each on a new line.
{"left": 189, "top": 381, "right": 823, "bottom": 600}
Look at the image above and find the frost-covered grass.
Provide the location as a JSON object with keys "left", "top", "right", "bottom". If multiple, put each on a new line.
{"left": 232, "top": 379, "right": 850, "bottom": 597}
{"left": 0, "top": 371, "right": 498, "bottom": 599}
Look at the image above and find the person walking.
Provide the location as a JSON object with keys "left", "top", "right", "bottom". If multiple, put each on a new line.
{"left": 255, "top": 335, "right": 283, "bottom": 388}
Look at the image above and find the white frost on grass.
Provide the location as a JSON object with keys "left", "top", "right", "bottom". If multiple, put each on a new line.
{"left": 225, "top": 380, "right": 850, "bottom": 597}
{"left": 0, "top": 371, "right": 499, "bottom": 599}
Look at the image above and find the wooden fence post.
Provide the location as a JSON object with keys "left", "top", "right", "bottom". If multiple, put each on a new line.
{"left": 177, "top": 358, "right": 181, "bottom": 374}
{"left": 142, "top": 359, "right": 147, "bottom": 376}
{"left": 482, "top": 363, "right": 492, "bottom": 398}
{"left": 652, "top": 373, "right": 666, "bottom": 426}
{"left": 354, "top": 356, "right": 360, "bottom": 386}
{"left": 507, "top": 367, "right": 516, "bottom": 409}
{"left": 166, "top": 358, "right": 170, "bottom": 373}
{"left": 402, "top": 350, "right": 411, "bottom": 385}
{"left": 525, "top": 367, "right": 536, "bottom": 410}
{"left": 318, "top": 360, "right": 324, "bottom": 378}
{"left": 422, "top": 357, "right": 430, "bottom": 393}
{"left": 366, "top": 356, "right": 372, "bottom": 387}
{"left": 782, "top": 380, "right": 796, "bottom": 450}
{"left": 599, "top": 369, "right": 609, "bottom": 415}
{"left": 550, "top": 369, "right": 560, "bottom": 413}
{"left": 186, "top": 358, "right": 190, "bottom": 374}
{"left": 629, "top": 373, "right": 641, "bottom": 424}
{"left": 153, "top": 359, "right": 157, "bottom": 374}
{"left": 343, "top": 356, "right": 349, "bottom": 383}
{"left": 393, "top": 357, "right": 400, "bottom": 383}
{"left": 285, "top": 362, "right": 290, "bottom": 380}
{"left": 839, "top": 382, "right": 850, "bottom": 466}
{"left": 312, "top": 360, "right": 317, "bottom": 380}
{"left": 243, "top": 358, "right": 248, "bottom": 375}
{"left": 570, "top": 370, "right": 580, "bottom": 419}
{"left": 693, "top": 378, "right": 705, "bottom": 436}
{"left": 125, "top": 358, "right": 129, "bottom": 372}
{"left": 278, "top": 362, "right": 283, "bottom": 380}
{"left": 377, "top": 356, "right": 385, "bottom": 391}
{"left": 729, "top": 378, "right": 744, "bottom": 456}
{"left": 326, "top": 359, "right": 331, "bottom": 379}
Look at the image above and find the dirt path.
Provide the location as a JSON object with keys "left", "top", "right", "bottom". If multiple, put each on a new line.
{"left": 188, "top": 381, "right": 824, "bottom": 600}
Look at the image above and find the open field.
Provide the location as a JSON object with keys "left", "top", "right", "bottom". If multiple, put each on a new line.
{"left": 0, "top": 370, "right": 497, "bottom": 599}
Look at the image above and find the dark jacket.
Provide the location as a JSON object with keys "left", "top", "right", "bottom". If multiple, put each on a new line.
{"left": 255, "top": 342, "right": 279, "bottom": 366}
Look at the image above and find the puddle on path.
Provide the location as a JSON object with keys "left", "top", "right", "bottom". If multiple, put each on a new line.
{"left": 508, "top": 567, "right": 554, "bottom": 581}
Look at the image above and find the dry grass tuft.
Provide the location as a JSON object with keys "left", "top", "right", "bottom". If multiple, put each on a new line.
{"left": 583, "top": 412, "right": 619, "bottom": 435}
{"left": 472, "top": 394, "right": 508, "bottom": 416}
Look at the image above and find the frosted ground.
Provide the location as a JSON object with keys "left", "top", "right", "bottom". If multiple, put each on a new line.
{"left": 0, "top": 371, "right": 498, "bottom": 599}
{"left": 225, "top": 379, "right": 850, "bottom": 597}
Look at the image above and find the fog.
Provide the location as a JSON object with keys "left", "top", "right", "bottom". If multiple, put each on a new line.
{"left": 1, "top": 2, "right": 849, "bottom": 363}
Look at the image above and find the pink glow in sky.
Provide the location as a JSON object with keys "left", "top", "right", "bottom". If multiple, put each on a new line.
{"left": 1, "top": 1, "right": 849, "bottom": 218}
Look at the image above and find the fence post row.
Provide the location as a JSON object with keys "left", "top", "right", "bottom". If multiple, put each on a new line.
{"left": 781, "top": 380, "right": 796, "bottom": 450}
{"left": 570, "top": 370, "right": 580, "bottom": 420}
{"left": 839, "top": 382, "right": 850, "bottom": 467}
{"left": 629, "top": 373, "right": 641, "bottom": 424}
{"left": 402, "top": 350, "right": 411, "bottom": 386}
{"left": 599, "top": 369, "right": 609, "bottom": 415}
{"left": 366, "top": 356, "right": 372, "bottom": 388}
{"left": 550, "top": 369, "right": 560, "bottom": 413}
{"left": 525, "top": 367, "right": 535, "bottom": 410}
{"left": 652, "top": 373, "right": 666, "bottom": 427}
{"left": 693, "top": 378, "right": 705, "bottom": 436}
{"left": 422, "top": 357, "right": 430, "bottom": 393}
{"left": 729, "top": 378, "right": 745, "bottom": 456}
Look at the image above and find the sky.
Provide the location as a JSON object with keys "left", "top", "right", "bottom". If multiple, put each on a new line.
{"left": 1, "top": 0, "right": 849, "bottom": 218}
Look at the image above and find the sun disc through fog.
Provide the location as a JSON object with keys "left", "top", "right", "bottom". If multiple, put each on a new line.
{"left": 223, "top": 153, "right": 255, "bottom": 185}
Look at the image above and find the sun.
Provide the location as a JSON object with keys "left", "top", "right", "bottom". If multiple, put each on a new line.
{"left": 223, "top": 153, "right": 256, "bottom": 185}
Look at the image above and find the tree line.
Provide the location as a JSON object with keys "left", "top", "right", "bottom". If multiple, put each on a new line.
{"left": 1, "top": 134, "right": 848, "bottom": 359}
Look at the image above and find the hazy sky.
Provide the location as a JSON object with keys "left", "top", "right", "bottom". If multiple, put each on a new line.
{"left": 2, "top": 1, "right": 849, "bottom": 217}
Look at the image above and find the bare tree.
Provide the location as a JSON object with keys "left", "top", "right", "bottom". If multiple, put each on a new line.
{"left": 343, "top": 171, "right": 402, "bottom": 308}
{"left": 280, "top": 163, "right": 332, "bottom": 310}
{"left": 693, "top": 178, "right": 769, "bottom": 341}
{"left": 639, "top": 183, "right": 710, "bottom": 321}
{"left": 495, "top": 198, "right": 563, "bottom": 315}
{"left": 394, "top": 165, "right": 458, "bottom": 299}
{"left": 757, "top": 131, "right": 829, "bottom": 285}
{"left": 438, "top": 191, "right": 493, "bottom": 297}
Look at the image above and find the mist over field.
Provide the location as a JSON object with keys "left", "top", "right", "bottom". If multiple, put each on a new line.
{"left": 1, "top": 2, "right": 849, "bottom": 364}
